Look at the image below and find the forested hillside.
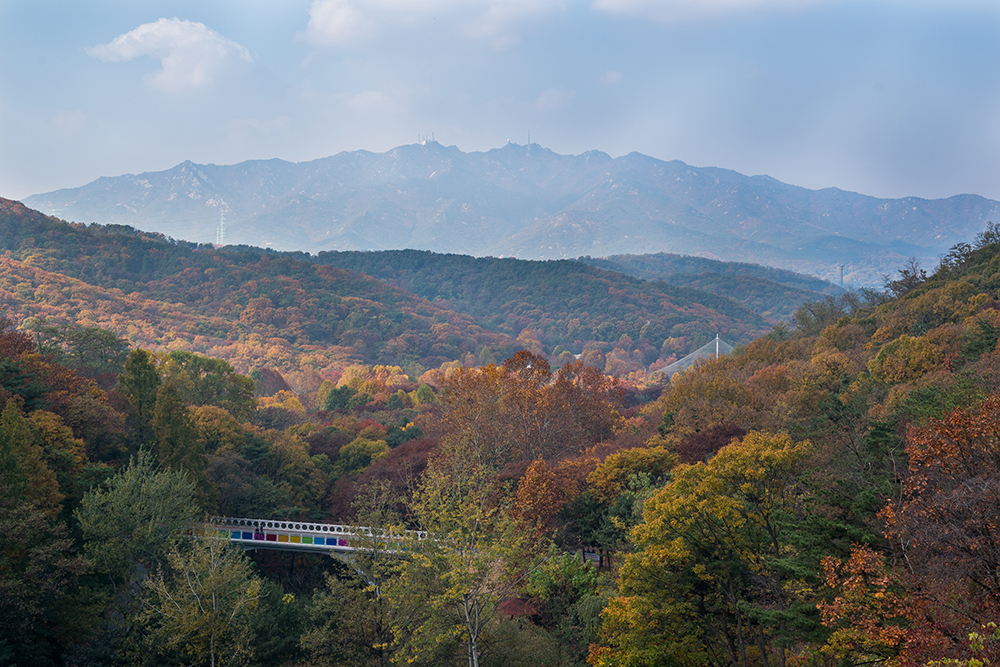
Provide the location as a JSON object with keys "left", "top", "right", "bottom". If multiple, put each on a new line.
{"left": 0, "top": 199, "right": 773, "bottom": 381}
{"left": 8, "top": 191, "right": 1000, "bottom": 666}
{"left": 589, "top": 223, "right": 1000, "bottom": 666}
{"left": 0, "top": 199, "right": 516, "bottom": 380}
{"left": 579, "top": 252, "right": 841, "bottom": 321}
{"left": 311, "top": 249, "right": 771, "bottom": 362}
{"left": 583, "top": 252, "right": 839, "bottom": 292}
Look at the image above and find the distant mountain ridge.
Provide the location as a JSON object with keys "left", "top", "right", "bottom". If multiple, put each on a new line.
{"left": 24, "top": 142, "right": 1000, "bottom": 285}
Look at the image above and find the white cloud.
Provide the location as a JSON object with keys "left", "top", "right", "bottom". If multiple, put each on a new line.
{"left": 464, "top": 0, "right": 566, "bottom": 49}
{"left": 530, "top": 88, "right": 575, "bottom": 112}
{"left": 601, "top": 70, "right": 623, "bottom": 85}
{"left": 299, "top": 0, "right": 377, "bottom": 47}
{"left": 300, "top": 0, "right": 564, "bottom": 50}
{"left": 592, "top": 0, "right": 819, "bottom": 23}
{"left": 86, "top": 18, "right": 253, "bottom": 91}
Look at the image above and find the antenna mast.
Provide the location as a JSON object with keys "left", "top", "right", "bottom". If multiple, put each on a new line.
{"left": 216, "top": 211, "right": 226, "bottom": 246}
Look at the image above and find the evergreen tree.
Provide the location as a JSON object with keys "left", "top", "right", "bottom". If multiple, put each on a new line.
{"left": 322, "top": 385, "right": 356, "bottom": 411}
{"left": 118, "top": 348, "right": 162, "bottom": 448}
{"left": 414, "top": 383, "right": 436, "bottom": 405}
{"left": 152, "top": 381, "right": 214, "bottom": 509}
{"left": 0, "top": 495, "right": 84, "bottom": 665}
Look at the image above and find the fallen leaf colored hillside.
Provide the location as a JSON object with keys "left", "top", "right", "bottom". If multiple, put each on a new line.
{"left": 0, "top": 198, "right": 518, "bottom": 376}
{"left": 1, "top": 198, "right": 776, "bottom": 378}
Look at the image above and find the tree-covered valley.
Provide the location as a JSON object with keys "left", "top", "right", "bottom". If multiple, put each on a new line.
{"left": 8, "top": 196, "right": 1000, "bottom": 666}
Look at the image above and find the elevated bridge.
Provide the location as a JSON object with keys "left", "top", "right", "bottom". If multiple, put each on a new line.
{"left": 200, "top": 516, "right": 424, "bottom": 555}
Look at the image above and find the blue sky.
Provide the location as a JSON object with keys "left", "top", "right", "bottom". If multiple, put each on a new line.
{"left": 2, "top": 0, "right": 1000, "bottom": 202}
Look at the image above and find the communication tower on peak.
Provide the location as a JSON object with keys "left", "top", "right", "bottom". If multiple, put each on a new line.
{"left": 215, "top": 211, "right": 226, "bottom": 246}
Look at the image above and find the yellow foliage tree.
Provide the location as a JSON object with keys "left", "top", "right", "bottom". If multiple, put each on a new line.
{"left": 142, "top": 536, "right": 262, "bottom": 667}
{"left": 593, "top": 431, "right": 812, "bottom": 667}
{"left": 586, "top": 446, "right": 678, "bottom": 503}
{"left": 258, "top": 389, "right": 305, "bottom": 413}
{"left": 868, "top": 335, "right": 945, "bottom": 384}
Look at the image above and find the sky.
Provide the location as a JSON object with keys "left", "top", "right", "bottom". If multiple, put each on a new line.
{"left": 3, "top": 0, "right": 1000, "bottom": 202}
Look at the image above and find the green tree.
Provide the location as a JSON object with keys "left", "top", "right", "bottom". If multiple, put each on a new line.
{"left": 960, "top": 315, "right": 1000, "bottom": 362}
{"left": 63, "top": 324, "right": 130, "bottom": 379}
{"left": 74, "top": 451, "right": 201, "bottom": 662}
{"left": 386, "top": 454, "right": 547, "bottom": 667}
{"left": 23, "top": 319, "right": 129, "bottom": 382}
{"left": 248, "top": 581, "right": 307, "bottom": 667}
{"left": 302, "top": 482, "right": 402, "bottom": 667}
{"left": 153, "top": 380, "right": 214, "bottom": 508}
{"left": 525, "top": 552, "right": 604, "bottom": 665}
{"left": 414, "top": 383, "right": 436, "bottom": 406}
{"left": 76, "top": 450, "right": 200, "bottom": 590}
{"left": 206, "top": 453, "right": 295, "bottom": 519}
{"left": 386, "top": 390, "right": 406, "bottom": 410}
{"left": 0, "top": 495, "right": 85, "bottom": 666}
{"left": 303, "top": 572, "right": 392, "bottom": 667}
{"left": 162, "top": 351, "right": 256, "bottom": 421}
{"left": 322, "top": 385, "right": 357, "bottom": 411}
{"left": 142, "top": 536, "right": 262, "bottom": 667}
{"left": 334, "top": 437, "right": 390, "bottom": 478}
{"left": 594, "top": 432, "right": 815, "bottom": 667}
{"left": 316, "top": 379, "right": 336, "bottom": 410}
{"left": 0, "top": 357, "right": 46, "bottom": 411}
{"left": 117, "top": 348, "right": 162, "bottom": 448}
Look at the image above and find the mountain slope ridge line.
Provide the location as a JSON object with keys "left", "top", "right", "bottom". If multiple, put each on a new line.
{"left": 24, "top": 142, "right": 1000, "bottom": 286}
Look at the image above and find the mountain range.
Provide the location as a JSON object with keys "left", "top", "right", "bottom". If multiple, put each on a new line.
{"left": 24, "top": 142, "right": 1000, "bottom": 286}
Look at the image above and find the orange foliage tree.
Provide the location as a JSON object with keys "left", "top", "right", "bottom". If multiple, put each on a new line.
{"left": 817, "top": 544, "right": 956, "bottom": 666}
{"left": 883, "top": 395, "right": 1000, "bottom": 632}
{"left": 435, "top": 351, "right": 625, "bottom": 471}
{"left": 512, "top": 458, "right": 582, "bottom": 538}
{"left": 819, "top": 394, "right": 1000, "bottom": 667}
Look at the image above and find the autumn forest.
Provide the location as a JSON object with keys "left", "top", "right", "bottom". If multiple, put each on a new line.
{"left": 6, "top": 196, "right": 1000, "bottom": 667}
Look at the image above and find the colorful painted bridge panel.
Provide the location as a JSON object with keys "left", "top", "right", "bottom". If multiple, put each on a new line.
{"left": 202, "top": 516, "right": 423, "bottom": 555}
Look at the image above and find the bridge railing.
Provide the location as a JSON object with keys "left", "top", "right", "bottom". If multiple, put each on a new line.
{"left": 200, "top": 516, "right": 426, "bottom": 554}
